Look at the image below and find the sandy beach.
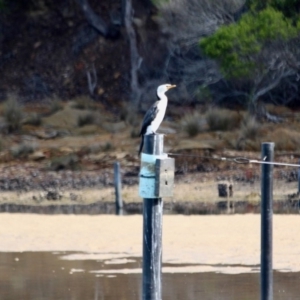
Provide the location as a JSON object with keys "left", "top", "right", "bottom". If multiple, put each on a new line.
{"left": 0, "top": 214, "right": 299, "bottom": 273}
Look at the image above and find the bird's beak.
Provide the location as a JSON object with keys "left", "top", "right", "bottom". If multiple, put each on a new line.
{"left": 167, "top": 85, "right": 176, "bottom": 90}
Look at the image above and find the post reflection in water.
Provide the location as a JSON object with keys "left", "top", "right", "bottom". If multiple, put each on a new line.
{"left": 0, "top": 252, "right": 300, "bottom": 299}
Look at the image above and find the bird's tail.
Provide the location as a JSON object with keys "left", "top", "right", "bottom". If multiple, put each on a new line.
{"left": 138, "top": 136, "right": 144, "bottom": 155}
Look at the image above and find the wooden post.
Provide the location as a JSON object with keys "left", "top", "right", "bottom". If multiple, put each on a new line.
{"left": 141, "top": 135, "right": 163, "bottom": 300}
{"left": 218, "top": 182, "right": 229, "bottom": 197}
{"left": 261, "top": 142, "right": 274, "bottom": 300}
{"left": 139, "top": 134, "right": 174, "bottom": 300}
{"left": 114, "top": 162, "right": 123, "bottom": 215}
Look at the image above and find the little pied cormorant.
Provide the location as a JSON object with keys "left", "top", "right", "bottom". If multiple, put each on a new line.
{"left": 138, "top": 84, "right": 176, "bottom": 155}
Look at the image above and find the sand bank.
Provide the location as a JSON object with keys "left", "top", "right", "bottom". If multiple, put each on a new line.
{"left": 0, "top": 214, "right": 299, "bottom": 273}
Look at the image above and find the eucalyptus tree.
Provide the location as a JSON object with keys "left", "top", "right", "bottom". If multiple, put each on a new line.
{"left": 200, "top": 7, "right": 300, "bottom": 117}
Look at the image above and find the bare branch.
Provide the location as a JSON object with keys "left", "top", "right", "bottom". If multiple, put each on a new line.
{"left": 157, "top": 0, "right": 240, "bottom": 47}
{"left": 153, "top": 0, "right": 243, "bottom": 103}
{"left": 254, "top": 70, "right": 294, "bottom": 101}
{"left": 86, "top": 63, "right": 97, "bottom": 96}
{"left": 124, "top": 0, "right": 143, "bottom": 104}
{"left": 75, "top": 0, "right": 118, "bottom": 37}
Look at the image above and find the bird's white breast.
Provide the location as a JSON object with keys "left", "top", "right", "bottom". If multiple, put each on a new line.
{"left": 146, "top": 96, "right": 168, "bottom": 134}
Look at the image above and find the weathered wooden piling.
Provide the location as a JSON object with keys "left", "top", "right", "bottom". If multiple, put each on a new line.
{"left": 218, "top": 181, "right": 233, "bottom": 197}
{"left": 139, "top": 134, "right": 174, "bottom": 300}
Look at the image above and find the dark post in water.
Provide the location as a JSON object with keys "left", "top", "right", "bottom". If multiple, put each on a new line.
{"left": 114, "top": 162, "right": 123, "bottom": 215}
{"left": 260, "top": 142, "right": 274, "bottom": 300}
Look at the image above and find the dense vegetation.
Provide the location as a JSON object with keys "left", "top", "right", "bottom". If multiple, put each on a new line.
{"left": 0, "top": 0, "right": 300, "bottom": 112}
{"left": 200, "top": 8, "right": 298, "bottom": 78}
{"left": 155, "top": 0, "right": 300, "bottom": 113}
{"left": 199, "top": 5, "right": 300, "bottom": 114}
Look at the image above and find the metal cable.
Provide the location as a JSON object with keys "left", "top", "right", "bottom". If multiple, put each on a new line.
{"left": 167, "top": 153, "right": 300, "bottom": 168}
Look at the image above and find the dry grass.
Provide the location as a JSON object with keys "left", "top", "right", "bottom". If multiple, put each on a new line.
{"left": 102, "top": 142, "right": 114, "bottom": 151}
{"left": 72, "top": 95, "right": 96, "bottom": 110}
{"left": 224, "top": 115, "right": 261, "bottom": 151}
{"left": 239, "top": 115, "right": 260, "bottom": 140}
{"left": 10, "top": 143, "right": 37, "bottom": 158}
{"left": 36, "top": 133, "right": 116, "bottom": 153}
{"left": 265, "top": 104, "right": 292, "bottom": 116}
{"left": 43, "top": 106, "right": 102, "bottom": 131}
{"left": 48, "top": 99, "right": 64, "bottom": 114}
{"left": 233, "top": 120, "right": 300, "bottom": 152}
{"left": 77, "top": 112, "right": 96, "bottom": 127}
{"left": 3, "top": 98, "right": 300, "bottom": 171}
{"left": 3, "top": 94, "right": 23, "bottom": 132}
{"left": 0, "top": 136, "right": 6, "bottom": 152}
{"left": 180, "top": 111, "right": 206, "bottom": 137}
{"left": 205, "top": 108, "right": 241, "bottom": 131}
{"left": 23, "top": 178, "right": 291, "bottom": 205}
{"left": 23, "top": 113, "right": 42, "bottom": 126}
{"left": 80, "top": 143, "right": 103, "bottom": 155}
{"left": 43, "top": 107, "right": 80, "bottom": 129}
{"left": 120, "top": 102, "right": 139, "bottom": 126}
{"left": 73, "top": 125, "right": 103, "bottom": 136}
{"left": 0, "top": 177, "right": 295, "bottom": 206}
{"left": 266, "top": 127, "right": 300, "bottom": 151}
{"left": 49, "top": 154, "right": 79, "bottom": 171}
{"left": 101, "top": 121, "right": 126, "bottom": 133}
{"left": 130, "top": 127, "right": 140, "bottom": 138}
{"left": 170, "top": 137, "right": 220, "bottom": 152}
{"left": 223, "top": 131, "right": 241, "bottom": 149}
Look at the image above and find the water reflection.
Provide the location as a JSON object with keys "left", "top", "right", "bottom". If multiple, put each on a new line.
{"left": 0, "top": 252, "right": 300, "bottom": 299}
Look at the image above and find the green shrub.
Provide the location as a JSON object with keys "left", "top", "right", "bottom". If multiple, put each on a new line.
{"left": 200, "top": 7, "right": 298, "bottom": 78}
{"left": 4, "top": 95, "right": 23, "bottom": 132}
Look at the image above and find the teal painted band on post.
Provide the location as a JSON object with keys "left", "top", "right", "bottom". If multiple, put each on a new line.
{"left": 139, "top": 152, "right": 168, "bottom": 198}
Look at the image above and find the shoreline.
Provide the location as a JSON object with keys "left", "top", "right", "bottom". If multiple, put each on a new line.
{"left": 0, "top": 214, "right": 300, "bottom": 273}
{"left": 0, "top": 176, "right": 298, "bottom": 214}
{"left": 0, "top": 196, "right": 299, "bottom": 215}
{"left": 0, "top": 160, "right": 298, "bottom": 214}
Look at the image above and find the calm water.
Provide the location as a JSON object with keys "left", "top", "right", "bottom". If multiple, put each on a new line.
{"left": 0, "top": 252, "right": 300, "bottom": 299}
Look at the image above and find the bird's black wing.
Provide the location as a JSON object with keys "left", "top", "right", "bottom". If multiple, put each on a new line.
{"left": 139, "top": 101, "right": 159, "bottom": 136}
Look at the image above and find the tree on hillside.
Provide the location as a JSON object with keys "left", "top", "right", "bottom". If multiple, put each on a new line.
{"left": 72, "top": 0, "right": 122, "bottom": 97}
{"left": 76, "top": 0, "right": 155, "bottom": 105}
{"left": 74, "top": 0, "right": 244, "bottom": 107}
{"left": 246, "top": 0, "right": 300, "bottom": 19}
{"left": 200, "top": 7, "right": 300, "bottom": 118}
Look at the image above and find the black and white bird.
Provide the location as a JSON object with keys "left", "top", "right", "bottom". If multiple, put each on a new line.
{"left": 138, "top": 84, "right": 176, "bottom": 155}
